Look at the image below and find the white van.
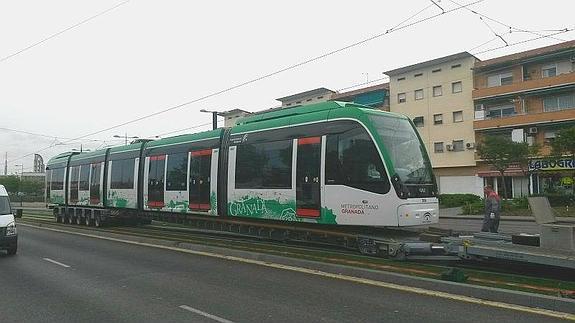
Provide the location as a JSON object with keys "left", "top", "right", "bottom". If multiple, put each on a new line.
{"left": 0, "top": 185, "right": 17, "bottom": 255}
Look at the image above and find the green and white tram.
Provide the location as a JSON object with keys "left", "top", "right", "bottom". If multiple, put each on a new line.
{"left": 46, "top": 101, "right": 438, "bottom": 227}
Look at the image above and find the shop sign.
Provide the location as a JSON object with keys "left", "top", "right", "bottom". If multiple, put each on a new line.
{"left": 528, "top": 158, "right": 575, "bottom": 171}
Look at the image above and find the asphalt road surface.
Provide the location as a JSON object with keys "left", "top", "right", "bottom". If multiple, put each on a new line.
{"left": 0, "top": 226, "right": 567, "bottom": 323}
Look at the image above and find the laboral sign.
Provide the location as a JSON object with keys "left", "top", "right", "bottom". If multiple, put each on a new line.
{"left": 529, "top": 158, "right": 575, "bottom": 171}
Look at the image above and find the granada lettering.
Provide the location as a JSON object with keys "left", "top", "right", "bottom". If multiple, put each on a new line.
{"left": 229, "top": 198, "right": 267, "bottom": 216}
{"left": 340, "top": 203, "right": 379, "bottom": 215}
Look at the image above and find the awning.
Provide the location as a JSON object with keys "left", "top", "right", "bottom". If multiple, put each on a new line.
{"left": 477, "top": 169, "right": 525, "bottom": 177}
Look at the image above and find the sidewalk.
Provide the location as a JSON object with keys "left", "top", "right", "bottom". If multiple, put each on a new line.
{"left": 440, "top": 214, "right": 575, "bottom": 223}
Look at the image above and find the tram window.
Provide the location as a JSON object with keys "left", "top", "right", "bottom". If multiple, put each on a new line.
{"left": 166, "top": 152, "right": 188, "bottom": 191}
{"left": 110, "top": 158, "right": 135, "bottom": 189}
{"left": 46, "top": 169, "right": 51, "bottom": 197}
{"left": 70, "top": 166, "right": 80, "bottom": 187}
{"left": 326, "top": 127, "right": 390, "bottom": 194}
{"left": 51, "top": 168, "right": 65, "bottom": 190}
{"left": 90, "top": 163, "right": 101, "bottom": 201}
{"left": 79, "top": 165, "right": 90, "bottom": 191}
{"left": 236, "top": 140, "right": 293, "bottom": 189}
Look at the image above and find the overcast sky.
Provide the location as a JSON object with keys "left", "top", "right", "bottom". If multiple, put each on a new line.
{"left": 1, "top": 0, "right": 574, "bottom": 174}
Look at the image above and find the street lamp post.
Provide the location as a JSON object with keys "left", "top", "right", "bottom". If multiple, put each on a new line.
{"left": 113, "top": 133, "right": 139, "bottom": 145}
{"left": 14, "top": 164, "right": 24, "bottom": 207}
{"left": 200, "top": 109, "right": 220, "bottom": 130}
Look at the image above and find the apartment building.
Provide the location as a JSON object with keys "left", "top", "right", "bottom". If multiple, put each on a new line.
{"left": 276, "top": 88, "right": 335, "bottom": 108}
{"left": 386, "top": 52, "right": 482, "bottom": 195}
{"left": 473, "top": 40, "right": 575, "bottom": 197}
{"left": 331, "top": 83, "right": 390, "bottom": 111}
{"left": 218, "top": 109, "right": 251, "bottom": 127}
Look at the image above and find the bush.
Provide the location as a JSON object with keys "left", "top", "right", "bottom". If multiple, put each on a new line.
{"left": 532, "top": 194, "right": 575, "bottom": 207}
{"left": 461, "top": 200, "right": 484, "bottom": 215}
{"left": 438, "top": 194, "right": 481, "bottom": 208}
{"left": 461, "top": 197, "right": 529, "bottom": 215}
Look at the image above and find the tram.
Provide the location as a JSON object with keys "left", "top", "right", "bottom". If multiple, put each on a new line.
{"left": 46, "top": 101, "right": 438, "bottom": 227}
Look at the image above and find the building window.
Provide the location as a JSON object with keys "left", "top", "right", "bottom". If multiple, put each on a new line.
{"left": 543, "top": 92, "right": 575, "bottom": 112}
{"left": 397, "top": 77, "right": 406, "bottom": 81}
{"left": 453, "top": 110, "right": 463, "bottom": 123}
{"left": 306, "top": 98, "right": 312, "bottom": 102}
{"left": 486, "top": 105, "right": 515, "bottom": 119}
{"left": 110, "top": 158, "right": 136, "bottom": 189}
{"left": 434, "top": 142, "right": 444, "bottom": 153}
{"left": 398, "top": 92, "right": 406, "bottom": 103}
{"left": 414, "top": 73, "right": 423, "bottom": 77}
{"left": 451, "top": 64, "right": 461, "bottom": 69}
{"left": 432, "top": 85, "right": 442, "bottom": 97}
{"left": 235, "top": 140, "right": 293, "bottom": 189}
{"left": 452, "top": 140, "right": 464, "bottom": 151}
{"left": 487, "top": 72, "right": 513, "bottom": 87}
{"left": 295, "top": 101, "right": 302, "bottom": 104}
{"left": 544, "top": 130, "right": 557, "bottom": 143}
{"left": 452, "top": 81, "right": 462, "bottom": 93}
{"left": 286, "top": 103, "right": 292, "bottom": 107}
{"left": 166, "top": 153, "right": 188, "bottom": 191}
{"left": 414, "top": 89, "right": 424, "bottom": 100}
{"left": 542, "top": 64, "right": 557, "bottom": 78}
{"left": 317, "top": 96, "right": 324, "bottom": 99}
{"left": 432, "top": 68, "right": 441, "bottom": 73}
{"left": 433, "top": 114, "right": 443, "bottom": 125}
{"left": 413, "top": 116, "right": 424, "bottom": 127}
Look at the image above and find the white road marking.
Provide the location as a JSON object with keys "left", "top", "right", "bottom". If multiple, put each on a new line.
{"left": 42, "top": 257, "right": 71, "bottom": 268}
{"left": 21, "top": 223, "right": 575, "bottom": 321}
{"left": 179, "top": 305, "right": 235, "bottom": 323}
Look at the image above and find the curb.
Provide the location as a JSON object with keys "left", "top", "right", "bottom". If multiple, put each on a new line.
{"left": 440, "top": 215, "right": 575, "bottom": 223}
{"left": 19, "top": 222, "right": 575, "bottom": 316}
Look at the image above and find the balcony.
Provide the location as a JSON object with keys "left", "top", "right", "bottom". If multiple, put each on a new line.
{"left": 473, "top": 72, "right": 575, "bottom": 100}
{"left": 474, "top": 108, "right": 575, "bottom": 130}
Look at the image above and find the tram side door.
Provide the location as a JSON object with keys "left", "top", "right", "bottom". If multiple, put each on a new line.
{"left": 189, "top": 149, "right": 212, "bottom": 211}
{"left": 148, "top": 155, "right": 165, "bottom": 208}
{"left": 296, "top": 137, "right": 321, "bottom": 218}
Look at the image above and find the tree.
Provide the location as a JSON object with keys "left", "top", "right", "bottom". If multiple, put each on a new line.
{"left": 477, "top": 135, "right": 533, "bottom": 199}
{"left": 0, "top": 175, "right": 20, "bottom": 193}
{"left": 551, "top": 126, "right": 575, "bottom": 194}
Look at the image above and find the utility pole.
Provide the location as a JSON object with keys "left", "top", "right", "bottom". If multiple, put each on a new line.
{"left": 15, "top": 163, "right": 24, "bottom": 207}
{"left": 113, "top": 133, "right": 138, "bottom": 145}
{"left": 4, "top": 152, "right": 7, "bottom": 176}
{"left": 200, "top": 109, "right": 220, "bottom": 130}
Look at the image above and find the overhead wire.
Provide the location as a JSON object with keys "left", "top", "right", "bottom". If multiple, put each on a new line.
{"left": 467, "top": 36, "right": 500, "bottom": 52}
{"left": 479, "top": 17, "right": 509, "bottom": 47}
{"left": 10, "top": 0, "right": 485, "bottom": 163}
{"left": 0, "top": 126, "right": 107, "bottom": 142}
{"left": 448, "top": 0, "right": 568, "bottom": 42}
{"left": 0, "top": 0, "right": 130, "bottom": 64}
{"left": 471, "top": 29, "right": 573, "bottom": 55}
{"left": 34, "top": 0, "right": 485, "bottom": 142}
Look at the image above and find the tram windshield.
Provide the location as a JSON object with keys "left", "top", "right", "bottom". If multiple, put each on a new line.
{"left": 368, "top": 114, "right": 434, "bottom": 185}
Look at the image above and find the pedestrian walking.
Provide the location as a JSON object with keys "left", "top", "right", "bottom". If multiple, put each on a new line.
{"left": 481, "top": 185, "right": 501, "bottom": 233}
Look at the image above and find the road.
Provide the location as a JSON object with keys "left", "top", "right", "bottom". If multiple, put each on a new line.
{"left": 0, "top": 226, "right": 568, "bottom": 323}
